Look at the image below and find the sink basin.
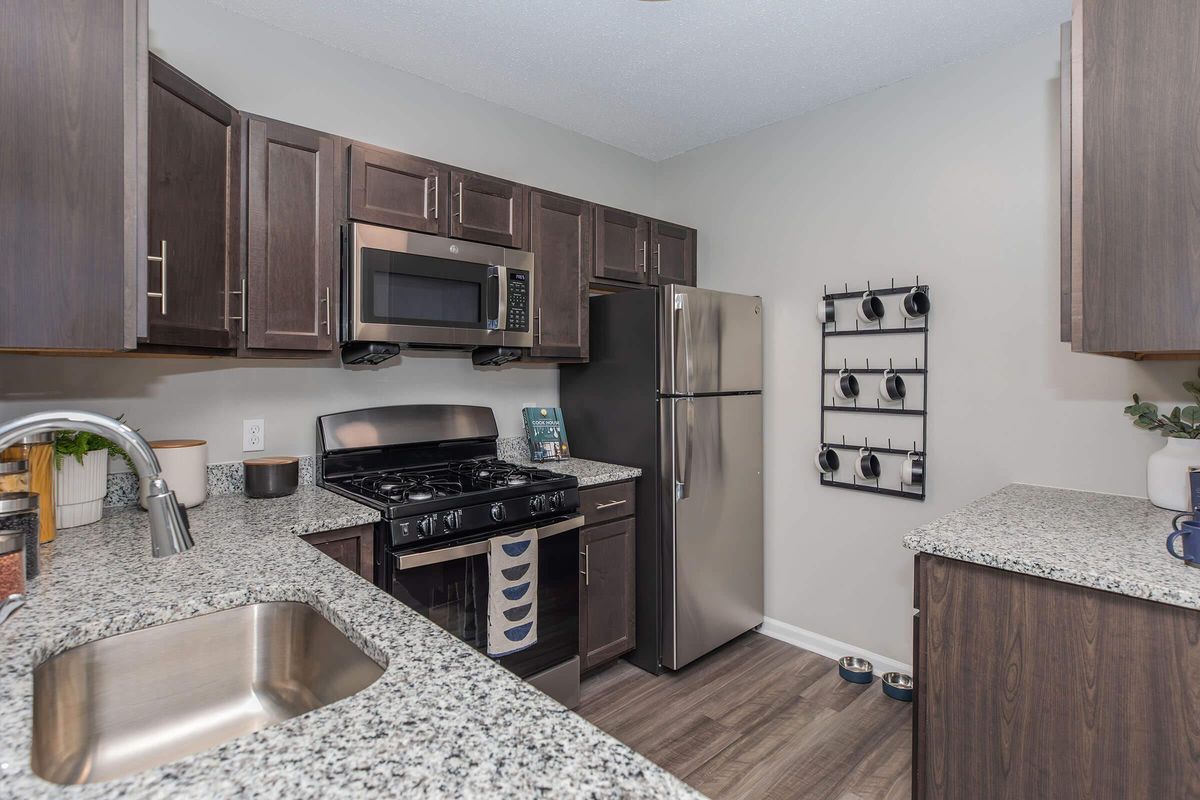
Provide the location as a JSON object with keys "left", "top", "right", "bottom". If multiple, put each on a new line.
{"left": 31, "top": 601, "right": 384, "bottom": 785}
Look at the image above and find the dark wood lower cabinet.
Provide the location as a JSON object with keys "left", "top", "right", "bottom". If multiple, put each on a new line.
{"left": 579, "top": 484, "right": 637, "bottom": 672}
{"left": 301, "top": 524, "right": 373, "bottom": 581}
{"left": 916, "top": 554, "right": 1200, "bottom": 799}
{"left": 245, "top": 117, "right": 337, "bottom": 352}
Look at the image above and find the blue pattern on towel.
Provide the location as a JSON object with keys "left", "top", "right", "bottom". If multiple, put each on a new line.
{"left": 502, "top": 540, "right": 531, "bottom": 557}
{"left": 502, "top": 582, "right": 530, "bottom": 601}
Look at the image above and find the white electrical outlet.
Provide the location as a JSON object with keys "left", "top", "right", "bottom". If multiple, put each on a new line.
{"left": 243, "top": 419, "right": 265, "bottom": 452}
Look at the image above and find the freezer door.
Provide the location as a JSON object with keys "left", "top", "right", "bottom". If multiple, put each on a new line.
{"left": 660, "top": 393, "right": 764, "bottom": 670}
{"left": 660, "top": 285, "right": 763, "bottom": 396}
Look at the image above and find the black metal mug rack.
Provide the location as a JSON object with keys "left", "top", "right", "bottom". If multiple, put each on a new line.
{"left": 819, "top": 278, "right": 929, "bottom": 501}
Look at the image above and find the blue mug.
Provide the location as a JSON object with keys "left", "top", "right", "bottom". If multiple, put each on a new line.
{"left": 1166, "top": 514, "right": 1200, "bottom": 567}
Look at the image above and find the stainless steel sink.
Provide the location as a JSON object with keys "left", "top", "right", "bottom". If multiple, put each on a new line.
{"left": 31, "top": 601, "right": 384, "bottom": 785}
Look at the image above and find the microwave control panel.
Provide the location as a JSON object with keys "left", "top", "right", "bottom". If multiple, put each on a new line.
{"left": 506, "top": 270, "right": 529, "bottom": 331}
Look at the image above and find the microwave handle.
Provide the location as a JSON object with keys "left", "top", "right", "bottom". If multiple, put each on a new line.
{"left": 488, "top": 266, "right": 509, "bottom": 330}
{"left": 393, "top": 515, "right": 583, "bottom": 571}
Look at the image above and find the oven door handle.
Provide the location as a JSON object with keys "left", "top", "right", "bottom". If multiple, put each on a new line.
{"left": 393, "top": 515, "right": 583, "bottom": 571}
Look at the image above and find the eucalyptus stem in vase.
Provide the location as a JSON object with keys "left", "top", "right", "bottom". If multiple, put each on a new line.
{"left": 1125, "top": 370, "right": 1200, "bottom": 511}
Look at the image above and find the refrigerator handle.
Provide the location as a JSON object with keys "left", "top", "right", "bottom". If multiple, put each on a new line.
{"left": 676, "top": 397, "right": 694, "bottom": 500}
{"left": 674, "top": 291, "right": 694, "bottom": 396}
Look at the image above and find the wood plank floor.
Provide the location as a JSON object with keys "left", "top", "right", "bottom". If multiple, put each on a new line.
{"left": 577, "top": 633, "right": 912, "bottom": 800}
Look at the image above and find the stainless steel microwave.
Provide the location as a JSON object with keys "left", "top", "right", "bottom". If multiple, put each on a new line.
{"left": 346, "top": 222, "right": 534, "bottom": 349}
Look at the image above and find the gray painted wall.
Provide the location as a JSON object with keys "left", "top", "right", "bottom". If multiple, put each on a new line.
{"left": 654, "top": 29, "right": 1196, "bottom": 663}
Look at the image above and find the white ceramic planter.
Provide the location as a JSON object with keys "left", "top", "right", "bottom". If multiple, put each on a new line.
{"left": 54, "top": 450, "right": 108, "bottom": 528}
{"left": 1147, "top": 437, "right": 1200, "bottom": 512}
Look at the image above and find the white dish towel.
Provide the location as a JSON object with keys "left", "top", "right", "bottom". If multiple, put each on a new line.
{"left": 486, "top": 528, "right": 538, "bottom": 656}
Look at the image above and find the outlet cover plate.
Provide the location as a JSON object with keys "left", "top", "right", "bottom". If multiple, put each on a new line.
{"left": 243, "top": 419, "right": 265, "bottom": 452}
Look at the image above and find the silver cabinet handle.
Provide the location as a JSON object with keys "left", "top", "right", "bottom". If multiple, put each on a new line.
{"left": 455, "top": 181, "right": 464, "bottom": 223}
{"left": 146, "top": 239, "right": 167, "bottom": 314}
{"left": 433, "top": 175, "right": 439, "bottom": 220}
{"left": 228, "top": 278, "right": 246, "bottom": 333}
{"left": 535, "top": 305, "right": 542, "bottom": 343}
{"left": 322, "top": 286, "right": 331, "bottom": 334}
{"left": 595, "top": 499, "right": 627, "bottom": 510}
{"left": 655, "top": 242, "right": 662, "bottom": 275}
{"left": 640, "top": 240, "right": 647, "bottom": 273}
{"left": 581, "top": 545, "right": 590, "bottom": 586}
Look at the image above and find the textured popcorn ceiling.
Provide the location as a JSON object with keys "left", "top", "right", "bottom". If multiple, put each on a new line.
{"left": 202, "top": 0, "right": 1069, "bottom": 161}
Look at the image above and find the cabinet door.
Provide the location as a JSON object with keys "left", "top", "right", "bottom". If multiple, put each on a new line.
{"left": 449, "top": 170, "right": 527, "bottom": 249}
{"left": 1070, "top": 0, "right": 1200, "bottom": 355}
{"left": 593, "top": 206, "right": 649, "bottom": 284}
{"left": 348, "top": 144, "right": 446, "bottom": 235}
{"left": 579, "top": 517, "right": 636, "bottom": 671}
{"left": 246, "top": 118, "right": 337, "bottom": 351}
{"left": 144, "top": 56, "right": 239, "bottom": 350}
{"left": 529, "top": 191, "right": 590, "bottom": 359}
{"left": 0, "top": 0, "right": 144, "bottom": 351}
{"left": 649, "top": 220, "right": 696, "bottom": 287}
{"left": 301, "top": 524, "right": 374, "bottom": 580}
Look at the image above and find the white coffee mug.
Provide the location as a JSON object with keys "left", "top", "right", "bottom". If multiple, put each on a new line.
{"left": 857, "top": 291, "right": 884, "bottom": 323}
{"left": 855, "top": 448, "right": 881, "bottom": 481}
{"left": 901, "top": 287, "right": 930, "bottom": 320}
{"left": 834, "top": 368, "right": 860, "bottom": 400}
{"left": 815, "top": 447, "right": 840, "bottom": 475}
{"left": 879, "top": 369, "right": 906, "bottom": 402}
{"left": 902, "top": 451, "right": 924, "bottom": 486}
{"left": 816, "top": 298, "right": 835, "bottom": 325}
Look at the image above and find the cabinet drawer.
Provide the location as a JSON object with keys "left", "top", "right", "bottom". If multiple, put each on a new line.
{"left": 580, "top": 480, "right": 635, "bottom": 525}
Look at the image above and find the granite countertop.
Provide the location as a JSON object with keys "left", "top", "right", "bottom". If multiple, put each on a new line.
{"left": 0, "top": 485, "right": 695, "bottom": 799}
{"left": 496, "top": 441, "right": 642, "bottom": 487}
{"left": 903, "top": 483, "right": 1200, "bottom": 610}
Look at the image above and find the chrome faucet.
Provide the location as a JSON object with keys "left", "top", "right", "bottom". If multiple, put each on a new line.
{"left": 0, "top": 411, "right": 193, "bottom": 557}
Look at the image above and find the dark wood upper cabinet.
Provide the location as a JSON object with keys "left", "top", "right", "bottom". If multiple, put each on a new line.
{"left": 1066, "top": 0, "right": 1200, "bottom": 357}
{"left": 528, "top": 191, "right": 590, "bottom": 360}
{"left": 579, "top": 515, "right": 636, "bottom": 672}
{"left": 649, "top": 219, "right": 696, "bottom": 287}
{"left": 593, "top": 206, "right": 649, "bottom": 285}
{"left": 246, "top": 118, "right": 337, "bottom": 351}
{"left": 348, "top": 144, "right": 447, "bottom": 235}
{"left": 0, "top": 0, "right": 145, "bottom": 351}
{"left": 144, "top": 55, "right": 239, "bottom": 350}
{"left": 449, "top": 170, "right": 528, "bottom": 249}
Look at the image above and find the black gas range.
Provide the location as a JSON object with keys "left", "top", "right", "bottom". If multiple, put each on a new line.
{"left": 322, "top": 456, "right": 579, "bottom": 551}
{"left": 316, "top": 404, "right": 582, "bottom": 699}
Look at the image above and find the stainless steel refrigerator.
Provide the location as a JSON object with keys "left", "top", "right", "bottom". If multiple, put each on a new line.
{"left": 561, "top": 285, "right": 763, "bottom": 673}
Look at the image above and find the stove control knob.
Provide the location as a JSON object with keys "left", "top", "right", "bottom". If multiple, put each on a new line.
{"left": 490, "top": 503, "right": 506, "bottom": 522}
{"left": 548, "top": 490, "right": 564, "bottom": 511}
{"left": 417, "top": 516, "right": 435, "bottom": 538}
{"left": 443, "top": 510, "right": 461, "bottom": 531}
{"left": 529, "top": 495, "right": 547, "bottom": 514}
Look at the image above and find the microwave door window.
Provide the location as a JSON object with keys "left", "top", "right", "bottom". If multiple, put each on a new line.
{"left": 362, "top": 248, "right": 488, "bottom": 328}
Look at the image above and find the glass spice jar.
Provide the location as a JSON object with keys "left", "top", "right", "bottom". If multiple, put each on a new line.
{"left": 0, "top": 529, "right": 25, "bottom": 598}
{"left": 0, "top": 492, "right": 40, "bottom": 579}
{"left": 0, "top": 458, "right": 29, "bottom": 493}
{"left": 3, "top": 433, "right": 56, "bottom": 543}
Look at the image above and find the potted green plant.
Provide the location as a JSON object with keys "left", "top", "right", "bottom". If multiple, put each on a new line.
{"left": 1124, "top": 370, "right": 1200, "bottom": 511}
{"left": 53, "top": 419, "right": 136, "bottom": 528}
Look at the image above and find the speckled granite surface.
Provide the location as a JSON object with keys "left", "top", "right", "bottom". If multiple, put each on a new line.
{"left": 0, "top": 486, "right": 697, "bottom": 798}
{"left": 105, "top": 456, "right": 316, "bottom": 508}
{"left": 498, "top": 438, "right": 641, "bottom": 487}
{"left": 904, "top": 483, "right": 1200, "bottom": 610}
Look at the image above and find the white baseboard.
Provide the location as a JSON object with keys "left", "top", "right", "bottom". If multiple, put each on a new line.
{"left": 758, "top": 617, "right": 912, "bottom": 676}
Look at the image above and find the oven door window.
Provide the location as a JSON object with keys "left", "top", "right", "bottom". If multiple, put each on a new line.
{"left": 361, "top": 247, "right": 489, "bottom": 329}
{"left": 389, "top": 527, "right": 579, "bottom": 679}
